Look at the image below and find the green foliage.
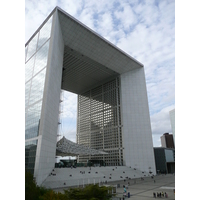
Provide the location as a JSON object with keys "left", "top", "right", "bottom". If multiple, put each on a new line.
{"left": 25, "top": 170, "right": 113, "bottom": 200}
{"left": 25, "top": 170, "right": 50, "bottom": 200}
{"left": 38, "top": 190, "right": 66, "bottom": 200}
{"left": 64, "top": 184, "right": 113, "bottom": 200}
{"left": 25, "top": 170, "right": 39, "bottom": 200}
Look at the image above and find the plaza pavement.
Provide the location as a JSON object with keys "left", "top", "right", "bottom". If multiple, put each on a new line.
{"left": 111, "top": 174, "right": 175, "bottom": 200}
{"left": 52, "top": 172, "right": 175, "bottom": 200}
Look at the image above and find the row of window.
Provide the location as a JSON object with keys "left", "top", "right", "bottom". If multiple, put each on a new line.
{"left": 78, "top": 77, "right": 120, "bottom": 103}
{"left": 78, "top": 77, "right": 122, "bottom": 166}
{"left": 25, "top": 17, "right": 52, "bottom": 142}
{"left": 25, "top": 16, "right": 52, "bottom": 63}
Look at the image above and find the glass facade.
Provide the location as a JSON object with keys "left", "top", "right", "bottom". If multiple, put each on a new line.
{"left": 25, "top": 16, "right": 52, "bottom": 173}
{"left": 154, "top": 148, "right": 175, "bottom": 174}
{"left": 154, "top": 148, "right": 166, "bottom": 173}
{"left": 165, "top": 149, "right": 175, "bottom": 162}
{"left": 77, "top": 77, "right": 123, "bottom": 166}
{"left": 25, "top": 140, "right": 38, "bottom": 174}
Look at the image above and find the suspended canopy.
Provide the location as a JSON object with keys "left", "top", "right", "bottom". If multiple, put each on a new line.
{"left": 56, "top": 136, "right": 108, "bottom": 156}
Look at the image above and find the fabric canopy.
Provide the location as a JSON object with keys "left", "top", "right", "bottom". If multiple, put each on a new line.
{"left": 56, "top": 136, "right": 108, "bottom": 156}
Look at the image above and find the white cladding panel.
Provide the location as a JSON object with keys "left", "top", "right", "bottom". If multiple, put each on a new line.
{"left": 34, "top": 10, "right": 64, "bottom": 185}
{"left": 120, "top": 68, "right": 156, "bottom": 174}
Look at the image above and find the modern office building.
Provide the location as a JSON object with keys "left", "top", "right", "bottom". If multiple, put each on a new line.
{"left": 25, "top": 6, "right": 156, "bottom": 185}
{"left": 160, "top": 133, "right": 175, "bottom": 148}
{"left": 169, "top": 109, "right": 175, "bottom": 145}
{"left": 154, "top": 147, "right": 175, "bottom": 174}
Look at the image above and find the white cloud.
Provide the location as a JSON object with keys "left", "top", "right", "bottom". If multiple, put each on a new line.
{"left": 78, "top": 7, "right": 96, "bottom": 30}
{"left": 150, "top": 105, "right": 175, "bottom": 136}
{"left": 60, "top": 91, "right": 77, "bottom": 119}
{"left": 96, "top": 12, "right": 114, "bottom": 39}
{"left": 114, "top": 3, "right": 138, "bottom": 31}
{"left": 25, "top": 1, "right": 55, "bottom": 42}
{"left": 58, "top": 91, "right": 77, "bottom": 142}
{"left": 113, "top": 1, "right": 175, "bottom": 122}
{"left": 59, "top": 0, "right": 83, "bottom": 17}
{"left": 152, "top": 135, "right": 162, "bottom": 147}
{"left": 82, "top": 0, "right": 115, "bottom": 13}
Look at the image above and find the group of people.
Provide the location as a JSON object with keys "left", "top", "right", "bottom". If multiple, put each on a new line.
{"left": 153, "top": 191, "right": 168, "bottom": 198}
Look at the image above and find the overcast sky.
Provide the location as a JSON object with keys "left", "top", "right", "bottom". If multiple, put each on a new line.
{"left": 25, "top": 0, "right": 175, "bottom": 147}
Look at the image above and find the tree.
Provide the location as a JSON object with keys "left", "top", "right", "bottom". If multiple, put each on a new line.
{"left": 25, "top": 170, "right": 113, "bottom": 200}
{"left": 25, "top": 170, "right": 49, "bottom": 200}
{"left": 64, "top": 184, "right": 113, "bottom": 200}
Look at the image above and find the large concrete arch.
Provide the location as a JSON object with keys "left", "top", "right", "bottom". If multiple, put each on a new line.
{"left": 25, "top": 7, "right": 156, "bottom": 185}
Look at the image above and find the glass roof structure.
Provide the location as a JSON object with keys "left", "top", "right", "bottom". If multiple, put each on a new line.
{"left": 56, "top": 136, "right": 108, "bottom": 156}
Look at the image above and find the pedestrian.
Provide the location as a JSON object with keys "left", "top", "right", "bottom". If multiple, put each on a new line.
{"left": 160, "top": 192, "right": 161, "bottom": 197}
{"left": 153, "top": 192, "right": 156, "bottom": 198}
{"left": 157, "top": 192, "right": 159, "bottom": 197}
{"left": 162, "top": 191, "right": 164, "bottom": 197}
{"left": 124, "top": 186, "right": 126, "bottom": 193}
{"left": 123, "top": 186, "right": 127, "bottom": 197}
